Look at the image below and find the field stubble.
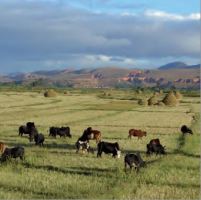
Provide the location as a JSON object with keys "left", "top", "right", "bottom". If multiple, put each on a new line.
{"left": 0, "top": 91, "right": 200, "bottom": 199}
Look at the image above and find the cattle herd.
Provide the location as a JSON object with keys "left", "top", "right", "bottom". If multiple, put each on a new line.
{"left": 0, "top": 122, "right": 193, "bottom": 172}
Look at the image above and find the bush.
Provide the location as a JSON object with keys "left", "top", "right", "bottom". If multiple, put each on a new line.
{"left": 148, "top": 96, "right": 158, "bottom": 106}
{"left": 162, "top": 91, "right": 177, "bottom": 106}
{"left": 138, "top": 99, "right": 148, "bottom": 106}
{"left": 44, "top": 89, "right": 57, "bottom": 97}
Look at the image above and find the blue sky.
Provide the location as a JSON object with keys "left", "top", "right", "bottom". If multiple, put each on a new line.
{"left": 0, "top": 0, "right": 199, "bottom": 73}
{"left": 68, "top": 0, "right": 199, "bottom": 14}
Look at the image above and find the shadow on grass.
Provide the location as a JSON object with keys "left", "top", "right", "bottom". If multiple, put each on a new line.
{"left": 173, "top": 133, "right": 200, "bottom": 159}
{"left": 23, "top": 162, "right": 116, "bottom": 178}
{"left": 44, "top": 143, "right": 75, "bottom": 150}
{"left": 170, "top": 150, "right": 200, "bottom": 159}
{"left": 145, "top": 180, "right": 200, "bottom": 189}
{"left": 0, "top": 182, "right": 58, "bottom": 198}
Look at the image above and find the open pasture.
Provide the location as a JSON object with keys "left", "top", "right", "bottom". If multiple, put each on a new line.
{"left": 0, "top": 90, "right": 200, "bottom": 199}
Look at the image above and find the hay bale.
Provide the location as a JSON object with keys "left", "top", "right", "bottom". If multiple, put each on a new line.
{"left": 174, "top": 91, "right": 182, "bottom": 99}
{"left": 138, "top": 99, "right": 148, "bottom": 106}
{"left": 44, "top": 89, "right": 57, "bottom": 97}
{"left": 157, "top": 101, "right": 165, "bottom": 106}
{"left": 148, "top": 96, "right": 158, "bottom": 106}
{"left": 137, "top": 90, "right": 142, "bottom": 94}
{"left": 153, "top": 92, "right": 160, "bottom": 96}
{"left": 162, "top": 91, "right": 177, "bottom": 106}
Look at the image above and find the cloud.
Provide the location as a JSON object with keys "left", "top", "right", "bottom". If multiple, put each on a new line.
{"left": 145, "top": 10, "right": 200, "bottom": 21}
{"left": 0, "top": 1, "right": 199, "bottom": 73}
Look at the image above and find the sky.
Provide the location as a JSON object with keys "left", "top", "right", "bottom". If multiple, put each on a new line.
{"left": 0, "top": 0, "right": 200, "bottom": 74}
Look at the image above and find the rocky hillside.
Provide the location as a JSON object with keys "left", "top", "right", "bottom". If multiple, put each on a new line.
{"left": 1, "top": 62, "right": 200, "bottom": 89}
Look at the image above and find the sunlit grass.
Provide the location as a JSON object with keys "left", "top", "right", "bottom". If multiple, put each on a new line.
{"left": 0, "top": 91, "right": 200, "bottom": 199}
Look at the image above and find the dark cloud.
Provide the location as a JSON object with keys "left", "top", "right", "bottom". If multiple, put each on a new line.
{"left": 0, "top": 0, "right": 199, "bottom": 73}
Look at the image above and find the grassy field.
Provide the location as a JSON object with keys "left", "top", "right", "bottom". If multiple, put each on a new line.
{"left": 0, "top": 90, "right": 200, "bottom": 199}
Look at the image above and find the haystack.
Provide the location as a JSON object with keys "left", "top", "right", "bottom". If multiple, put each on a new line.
{"left": 44, "top": 89, "right": 57, "bottom": 97}
{"left": 138, "top": 99, "right": 148, "bottom": 106}
{"left": 174, "top": 91, "right": 183, "bottom": 100}
{"left": 157, "top": 101, "right": 165, "bottom": 106}
{"left": 162, "top": 91, "right": 177, "bottom": 106}
{"left": 148, "top": 96, "right": 158, "bottom": 106}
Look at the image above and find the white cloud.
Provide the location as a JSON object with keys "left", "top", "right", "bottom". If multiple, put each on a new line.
{"left": 0, "top": 2, "right": 199, "bottom": 73}
{"left": 145, "top": 10, "right": 200, "bottom": 21}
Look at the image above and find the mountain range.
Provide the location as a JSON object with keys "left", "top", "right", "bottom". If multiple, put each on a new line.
{"left": 0, "top": 62, "right": 200, "bottom": 89}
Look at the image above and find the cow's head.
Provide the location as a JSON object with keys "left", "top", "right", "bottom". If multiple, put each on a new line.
{"left": 27, "top": 122, "right": 35, "bottom": 128}
{"left": 160, "top": 145, "right": 166, "bottom": 154}
{"left": 67, "top": 133, "right": 72, "bottom": 138}
{"left": 87, "top": 127, "right": 92, "bottom": 132}
{"left": 117, "top": 150, "right": 121, "bottom": 158}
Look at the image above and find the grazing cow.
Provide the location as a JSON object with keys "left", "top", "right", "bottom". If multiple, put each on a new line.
{"left": 75, "top": 140, "right": 90, "bottom": 153}
{"left": 79, "top": 127, "right": 101, "bottom": 143}
{"left": 19, "top": 125, "right": 29, "bottom": 136}
{"left": 19, "top": 122, "right": 38, "bottom": 141}
{"left": 1, "top": 146, "right": 25, "bottom": 162}
{"left": 78, "top": 128, "right": 91, "bottom": 142}
{"left": 34, "top": 133, "right": 45, "bottom": 146}
{"left": 146, "top": 138, "right": 166, "bottom": 155}
{"left": 128, "top": 129, "right": 147, "bottom": 139}
{"left": 124, "top": 152, "right": 146, "bottom": 172}
{"left": 57, "top": 127, "right": 71, "bottom": 138}
{"left": 0, "top": 142, "right": 7, "bottom": 154}
{"left": 89, "top": 129, "right": 101, "bottom": 143}
{"left": 49, "top": 126, "right": 71, "bottom": 138}
{"left": 181, "top": 125, "right": 193, "bottom": 135}
{"left": 97, "top": 141, "right": 121, "bottom": 158}
{"left": 49, "top": 127, "right": 58, "bottom": 137}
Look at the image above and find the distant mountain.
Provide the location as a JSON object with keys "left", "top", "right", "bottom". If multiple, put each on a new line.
{"left": 1, "top": 63, "right": 200, "bottom": 89}
{"left": 158, "top": 62, "right": 188, "bottom": 70}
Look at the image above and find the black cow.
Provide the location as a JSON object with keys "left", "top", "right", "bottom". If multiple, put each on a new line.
{"left": 1, "top": 146, "right": 25, "bottom": 162}
{"left": 19, "top": 122, "right": 38, "bottom": 142}
{"left": 78, "top": 128, "right": 91, "bottom": 142}
{"left": 75, "top": 140, "right": 90, "bottom": 153}
{"left": 181, "top": 125, "right": 193, "bottom": 135}
{"left": 97, "top": 141, "right": 121, "bottom": 158}
{"left": 57, "top": 127, "right": 71, "bottom": 138}
{"left": 124, "top": 152, "right": 146, "bottom": 172}
{"left": 19, "top": 125, "right": 29, "bottom": 136}
{"left": 49, "top": 127, "right": 58, "bottom": 138}
{"left": 49, "top": 127, "right": 71, "bottom": 138}
{"left": 146, "top": 140, "right": 166, "bottom": 155}
{"left": 34, "top": 133, "right": 45, "bottom": 146}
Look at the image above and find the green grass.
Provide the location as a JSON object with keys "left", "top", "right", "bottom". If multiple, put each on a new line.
{"left": 0, "top": 90, "right": 200, "bottom": 199}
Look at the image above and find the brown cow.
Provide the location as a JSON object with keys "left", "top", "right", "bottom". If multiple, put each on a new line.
{"left": 128, "top": 129, "right": 147, "bottom": 139}
{"left": 89, "top": 129, "right": 101, "bottom": 143}
{"left": 0, "top": 142, "right": 7, "bottom": 154}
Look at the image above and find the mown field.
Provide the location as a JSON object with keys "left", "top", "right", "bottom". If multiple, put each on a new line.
{"left": 0, "top": 89, "right": 200, "bottom": 199}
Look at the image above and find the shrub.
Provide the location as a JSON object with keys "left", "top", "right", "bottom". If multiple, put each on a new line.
{"left": 44, "top": 89, "right": 57, "bottom": 97}
{"left": 138, "top": 99, "right": 148, "bottom": 106}
{"left": 162, "top": 91, "right": 177, "bottom": 106}
{"left": 148, "top": 96, "right": 158, "bottom": 106}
